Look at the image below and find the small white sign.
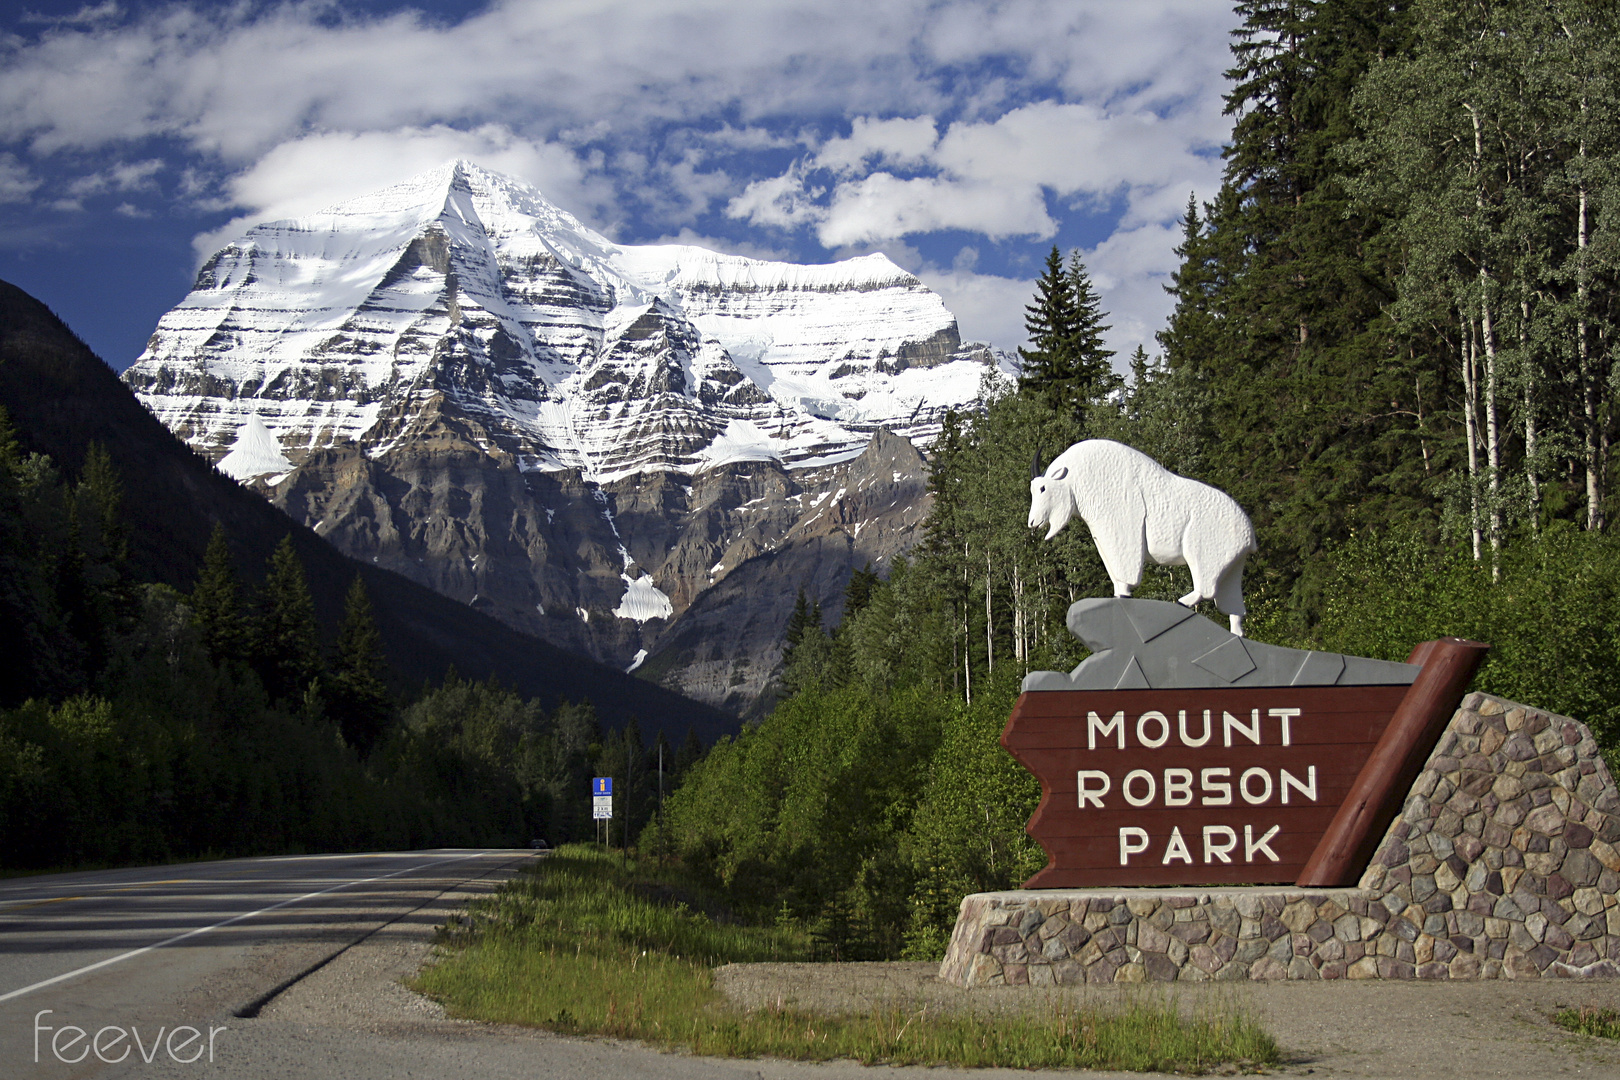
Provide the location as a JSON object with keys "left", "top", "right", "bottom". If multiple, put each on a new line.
{"left": 592, "top": 794, "right": 613, "bottom": 820}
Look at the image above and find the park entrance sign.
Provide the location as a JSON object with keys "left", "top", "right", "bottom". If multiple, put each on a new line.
{"left": 1007, "top": 598, "right": 1487, "bottom": 889}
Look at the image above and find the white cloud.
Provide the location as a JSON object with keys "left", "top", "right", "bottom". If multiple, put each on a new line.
{"left": 189, "top": 125, "right": 599, "bottom": 260}
{"left": 727, "top": 169, "right": 826, "bottom": 231}
{"left": 819, "top": 173, "right": 1054, "bottom": 246}
{"left": 912, "top": 266, "right": 1034, "bottom": 357}
{"left": 815, "top": 116, "right": 938, "bottom": 175}
{"left": 0, "top": 0, "right": 1234, "bottom": 357}
{"left": 0, "top": 153, "right": 39, "bottom": 203}
{"left": 65, "top": 156, "right": 162, "bottom": 197}
{"left": 1082, "top": 221, "right": 1184, "bottom": 360}
{"left": 732, "top": 100, "right": 1221, "bottom": 248}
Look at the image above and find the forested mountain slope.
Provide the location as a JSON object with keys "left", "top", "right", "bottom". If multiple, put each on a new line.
{"left": 0, "top": 278, "right": 732, "bottom": 743}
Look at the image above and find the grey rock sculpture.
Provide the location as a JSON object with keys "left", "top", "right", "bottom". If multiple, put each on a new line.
{"left": 1022, "top": 597, "right": 1418, "bottom": 692}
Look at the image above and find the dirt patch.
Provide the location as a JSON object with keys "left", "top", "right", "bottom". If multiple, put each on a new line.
{"left": 715, "top": 961, "right": 1620, "bottom": 1077}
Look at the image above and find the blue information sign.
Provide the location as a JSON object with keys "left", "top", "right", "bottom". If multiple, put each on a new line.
{"left": 593, "top": 777, "right": 612, "bottom": 796}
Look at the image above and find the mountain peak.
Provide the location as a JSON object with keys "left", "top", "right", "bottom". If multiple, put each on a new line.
{"left": 128, "top": 160, "right": 1001, "bottom": 483}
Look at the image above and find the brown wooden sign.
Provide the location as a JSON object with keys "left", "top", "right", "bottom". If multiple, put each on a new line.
{"left": 1003, "top": 639, "right": 1489, "bottom": 888}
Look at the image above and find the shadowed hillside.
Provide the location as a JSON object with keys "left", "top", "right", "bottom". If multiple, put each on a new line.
{"left": 0, "top": 278, "right": 734, "bottom": 745}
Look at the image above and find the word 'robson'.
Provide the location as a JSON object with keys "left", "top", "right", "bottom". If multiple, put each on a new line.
{"left": 1118, "top": 824, "right": 1281, "bottom": 866}
{"left": 1077, "top": 766, "right": 1317, "bottom": 809}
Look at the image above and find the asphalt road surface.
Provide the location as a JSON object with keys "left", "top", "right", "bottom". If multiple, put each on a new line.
{"left": 17, "top": 849, "right": 1601, "bottom": 1080}
{"left": 0, "top": 850, "right": 540, "bottom": 1078}
{"left": 0, "top": 852, "right": 1157, "bottom": 1080}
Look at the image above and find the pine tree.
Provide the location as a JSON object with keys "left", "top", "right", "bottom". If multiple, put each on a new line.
{"left": 328, "top": 575, "right": 393, "bottom": 756}
{"left": 673, "top": 725, "right": 704, "bottom": 781}
{"left": 1018, "top": 246, "right": 1079, "bottom": 396}
{"left": 782, "top": 587, "right": 813, "bottom": 668}
{"left": 1064, "top": 251, "right": 1119, "bottom": 409}
{"left": 1017, "top": 247, "right": 1116, "bottom": 425}
{"left": 192, "top": 523, "right": 248, "bottom": 665}
{"left": 255, "top": 536, "right": 322, "bottom": 704}
{"left": 843, "top": 563, "right": 880, "bottom": 621}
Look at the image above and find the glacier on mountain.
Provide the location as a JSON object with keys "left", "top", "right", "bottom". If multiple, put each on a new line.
{"left": 124, "top": 160, "right": 999, "bottom": 482}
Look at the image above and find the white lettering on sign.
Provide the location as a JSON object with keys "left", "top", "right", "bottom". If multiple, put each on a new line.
{"left": 1164, "top": 768, "right": 1193, "bottom": 806}
{"left": 1082, "top": 707, "right": 1305, "bottom": 751}
{"left": 1179, "top": 710, "right": 1212, "bottom": 747}
{"left": 1116, "top": 824, "right": 1284, "bottom": 865}
{"left": 1136, "top": 711, "right": 1170, "bottom": 748}
{"left": 1203, "top": 825, "right": 1237, "bottom": 863}
{"left": 1122, "top": 769, "right": 1156, "bottom": 807}
{"left": 1162, "top": 826, "right": 1193, "bottom": 864}
{"left": 1281, "top": 766, "right": 1316, "bottom": 803}
{"left": 1073, "top": 765, "right": 1319, "bottom": 811}
{"left": 1089, "top": 710, "right": 1126, "bottom": 749}
{"left": 1077, "top": 770, "right": 1111, "bottom": 808}
{"left": 1240, "top": 767, "right": 1273, "bottom": 805}
{"left": 1224, "top": 709, "right": 1261, "bottom": 747}
{"left": 1269, "top": 708, "right": 1300, "bottom": 746}
{"left": 1119, "top": 827, "right": 1150, "bottom": 865}
{"left": 1246, "top": 824, "right": 1282, "bottom": 862}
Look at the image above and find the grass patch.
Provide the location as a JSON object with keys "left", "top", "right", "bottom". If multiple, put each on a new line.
{"left": 410, "top": 845, "right": 1279, "bottom": 1071}
{"left": 1556, "top": 1006, "right": 1620, "bottom": 1039}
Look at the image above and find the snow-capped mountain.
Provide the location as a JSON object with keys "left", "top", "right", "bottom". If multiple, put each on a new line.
{"left": 124, "top": 161, "right": 999, "bottom": 713}
{"left": 127, "top": 160, "right": 991, "bottom": 481}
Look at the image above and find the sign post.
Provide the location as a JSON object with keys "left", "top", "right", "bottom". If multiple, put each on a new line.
{"left": 592, "top": 776, "right": 613, "bottom": 846}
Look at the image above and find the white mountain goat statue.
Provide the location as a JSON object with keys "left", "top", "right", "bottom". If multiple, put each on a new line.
{"left": 1027, "top": 440, "right": 1258, "bottom": 636}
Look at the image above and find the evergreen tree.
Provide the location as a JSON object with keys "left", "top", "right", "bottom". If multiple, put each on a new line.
{"left": 328, "top": 575, "right": 393, "bottom": 756}
{"left": 1017, "top": 247, "right": 1116, "bottom": 424}
{"left": 254, "top": 536, "right": 322, "bottom": 704}
{"left": 673, "top": 725, "right": 704, "bottom": 781}
{"left": 843, "top": 563, "right": 880, "bottom": 621}
{"left": 191, "top": 524, "right": 248, "bottom": 665}
{"left": 782, "top": 587, "right": 813, "bottom": 668}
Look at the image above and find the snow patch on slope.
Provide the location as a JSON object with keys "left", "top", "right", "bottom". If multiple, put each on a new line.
{"left": 613, "top": 575, "right": 674, "bottom": 622}
{"left": 217, "top": 414, "right": 294, "bottom": 481}
{"left": 693, "top": 420, "right": 782, "bottom": 472}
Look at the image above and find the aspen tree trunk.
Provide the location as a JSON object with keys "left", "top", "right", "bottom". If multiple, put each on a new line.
{"left": 1579, "top": 183, "right": 1602, "bottom": 530}
{"left": 962, "top": 550, "right": 972, "bottom": 704}
{"left": 1462, "top": 314, "right": 1483, "bottom": 561}
{"left": 1522, "top": 298, "right": 1539, "bottom": 534}
{"left": 984, "top": 553, "right": 993, "bottom": 678}
{"left": 1482, "top": 286, "right": 1503, "bottom": 574}
{"left": 1468, "top": 104, "right": 1502, "bottom": 573}
{"left": 1011, "top": 561, "right": 1024, "bottom": 664}
{"left": 1416, "top": 370, "right": 1430, "bottom": 474}
{"left": 1562, "top": 24, "right": 1604, "bottom": 531}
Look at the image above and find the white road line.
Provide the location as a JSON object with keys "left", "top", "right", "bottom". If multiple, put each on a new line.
{"left": 0, "top": 851, "right": 494, "bottom": 1004}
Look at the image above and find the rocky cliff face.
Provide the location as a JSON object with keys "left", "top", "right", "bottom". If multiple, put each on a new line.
{"left": 123, "top": 161, "right": 989, "bottom": 712}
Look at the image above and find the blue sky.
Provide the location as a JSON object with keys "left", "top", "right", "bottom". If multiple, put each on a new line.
{"left": 0, "top": 0, "right": 1234, "bottom": 372}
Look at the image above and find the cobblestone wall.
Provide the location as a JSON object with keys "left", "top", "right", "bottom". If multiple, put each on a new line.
{"left": 939, "top": 692, "right": 1620, "bottom": 985}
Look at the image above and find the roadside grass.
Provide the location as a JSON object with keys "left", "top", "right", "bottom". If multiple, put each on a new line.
{"left": 1556, "top": 1006, "right": 1620, "bottom": 1039}
{"left": 409, "top": 844, "right": 1279, "bottom": 1072}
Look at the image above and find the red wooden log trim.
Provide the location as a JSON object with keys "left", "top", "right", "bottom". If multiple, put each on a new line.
{"left": 1294, "top": 637, "right": 1490, "bottom": 888}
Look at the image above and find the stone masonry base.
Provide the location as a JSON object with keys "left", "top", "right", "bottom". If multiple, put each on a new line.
{"left": 939, "top": 692, "right": 1620, "bottom": 985}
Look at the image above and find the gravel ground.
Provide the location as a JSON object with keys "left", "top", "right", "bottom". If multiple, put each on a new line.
{"left": 201, "top": 875, "right": 1620, "bottom": 1079}
{"left": 716, "top": 961, "right": 1620, "bottom": 1076}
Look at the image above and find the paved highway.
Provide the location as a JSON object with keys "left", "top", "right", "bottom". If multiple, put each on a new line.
{"left": 0, "top": 851, "right": 1133, "bottom": 1080}
{"left": 0, "top": 850, "right": 534, "bottom": 1078}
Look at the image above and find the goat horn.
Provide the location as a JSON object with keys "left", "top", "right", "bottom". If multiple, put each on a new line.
{"left": 1030, "top": 448, "right": 1042, "bottom": 480}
